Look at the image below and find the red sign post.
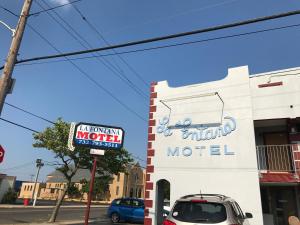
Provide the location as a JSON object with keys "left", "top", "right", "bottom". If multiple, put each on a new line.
{"left": 69, "top": 122, "right": 125, "bottom": 225}
{"left": 0, "top": 145, "right": 5, "bottom": 163}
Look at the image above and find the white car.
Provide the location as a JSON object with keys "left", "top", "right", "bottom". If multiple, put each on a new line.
{"left": 163, "top": 194, "right": 253, "bottom": 225}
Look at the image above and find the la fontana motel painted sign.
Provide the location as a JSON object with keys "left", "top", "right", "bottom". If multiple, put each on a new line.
{"left": 73, "top": 122, "right": 124, "bottom": 150}
{"left": 157, "top": 116, "right": 237, "bottom": 157}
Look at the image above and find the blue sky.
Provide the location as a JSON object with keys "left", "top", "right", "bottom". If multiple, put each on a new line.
{"left": 1, "top": 0, "right": 300, "bottom": 181}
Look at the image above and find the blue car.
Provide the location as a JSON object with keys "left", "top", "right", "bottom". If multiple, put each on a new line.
{"left": 107, "top": 197, "right": 144, "bottom": 223}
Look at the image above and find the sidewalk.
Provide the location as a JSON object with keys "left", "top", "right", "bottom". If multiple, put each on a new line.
{"left": 0, "top": 204, "right": 108, "bottom": 209}
{"left": 9, "top": 218, "right": 111, "bottom": 225}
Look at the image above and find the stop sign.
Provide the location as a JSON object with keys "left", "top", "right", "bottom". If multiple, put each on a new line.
{"left": 0, "top": 145, "right": 5, "bottom": 163}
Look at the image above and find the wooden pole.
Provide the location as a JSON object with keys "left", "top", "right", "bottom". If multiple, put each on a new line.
{"left": 0, "top": 0, "right": 33, "bottom": 115}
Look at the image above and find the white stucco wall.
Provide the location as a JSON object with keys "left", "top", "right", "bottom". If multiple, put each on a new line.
{"left": 149, "top": 66, "right": 264, "bottom": 225}
{"left": 250, "top": 67, "right": 300, "bottom": 120}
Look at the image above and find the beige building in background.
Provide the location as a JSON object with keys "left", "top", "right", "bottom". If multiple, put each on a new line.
{"left": 19, "top": 182, "right": 45, "bottom": 199}
{"left": 109, "top": 163, "right": 146, "bottom": 201}
{"left": 39, "top": 169, "right": 88, "bottom": 200}
{"left": 19, "top": 163, "right": 146, "bottom": 202}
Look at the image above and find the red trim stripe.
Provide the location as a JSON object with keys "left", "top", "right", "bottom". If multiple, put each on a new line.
{"left": 148, "top": 149, "right": 155, "bottom": 157}
{"left": 146, "top": 165, "right": 154, "bottom": 173}
{"left": 258, "top": 81, "right": 283, "bottom": 88}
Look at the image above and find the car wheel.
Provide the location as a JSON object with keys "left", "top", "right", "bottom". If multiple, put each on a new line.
{"left": 111, "top": 212, "right": 120, "bottom": 223}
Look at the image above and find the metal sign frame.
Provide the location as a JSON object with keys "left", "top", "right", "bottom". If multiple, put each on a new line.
{"left": 72, "top": 122, "right": 125, "bottom": 151}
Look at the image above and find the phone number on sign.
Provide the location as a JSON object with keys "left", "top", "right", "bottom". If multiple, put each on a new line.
{"left": 76, "top": 139, "right": 120, "bottom": 148}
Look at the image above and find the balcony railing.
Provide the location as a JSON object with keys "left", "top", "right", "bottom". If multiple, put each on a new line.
{"left": 256, "top": 145, "right": 297, "bottom": 173}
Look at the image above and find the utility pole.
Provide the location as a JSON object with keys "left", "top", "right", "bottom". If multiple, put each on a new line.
{"left": 31, "top": 159, "right": 44, "bottom": 206}
{"left": 0, "top": 0, "right": 33, "bottom": 116}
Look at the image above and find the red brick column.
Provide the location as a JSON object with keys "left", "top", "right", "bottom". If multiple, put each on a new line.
{"left": 144, "top": 82, "right": 157, "bottom": 225}
{"left": 292, "top": 144, "right": 300, "bottom": 177}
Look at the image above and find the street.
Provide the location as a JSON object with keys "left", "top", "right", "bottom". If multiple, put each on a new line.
{"left": 0, "top": 206, "right": 139, "bottom": 225}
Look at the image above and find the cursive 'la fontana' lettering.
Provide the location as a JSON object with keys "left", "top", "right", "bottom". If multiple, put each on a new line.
{"left": 157, "top": 116, "right": 236, "bottom": 141}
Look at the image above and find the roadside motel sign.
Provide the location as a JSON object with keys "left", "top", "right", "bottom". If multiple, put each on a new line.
{"left": 72, "top": 122, "right": 125, "bottom": 151}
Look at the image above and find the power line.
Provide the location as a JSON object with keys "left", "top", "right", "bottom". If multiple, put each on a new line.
{"left": 35, "top": 0, "right": 121, "bottom": 74}
{"left": 0, "top": 5, "right": 18, "bottom": 17}
{"left": 1, "top": 161, "right": 35, "bottom": 171}
{"left": 29, "top": 0, "right": 83, "bottom": 16}
{"left": 0, "top": 118, "right": 39, "bottom": 133}
{"left": 4, "top": 102, "right": 55, "bottom": 124}
{"left": 1, "top": 2, "right": 148, "bottom": 100}
{"left": 5, "top": 9, "right": 300, "bottom": 68}
{"left": 26, "top": 23, "right": 147, "bottom": 122}
{"left": 15, "top": 23, "right": 300, "bottom": 67}
{"left": 37, "top": 0, "right": 148, "bottom": 100}
{"left": 72, "top": 4, "right": 148, "bottom": 88}
{"left": 131, "top": 154, "right": 146, "bottom": 163}
{"left": 103, "top": 0, "right": 240, "bottom": 36}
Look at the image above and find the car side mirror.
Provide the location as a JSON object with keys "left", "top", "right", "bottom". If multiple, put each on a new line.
{"left": 245, "top": 212, "right": 253, "bottom": 219}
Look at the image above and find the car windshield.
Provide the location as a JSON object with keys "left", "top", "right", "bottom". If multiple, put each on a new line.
{"left": 172, "top": 201, "right": 227, "bottom": 223}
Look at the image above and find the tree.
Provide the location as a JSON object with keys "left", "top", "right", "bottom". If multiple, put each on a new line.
{"left": 81, "top": 176, "right": 112, "bottom": 200}
{"left": 33, "top": 118, "right": 133, "bottom": 223}
{"left": 67, "top": 184, "right": 81, "bottom": 199}
{"left": 1, "top": 188, "right": 17, "bottom": 204}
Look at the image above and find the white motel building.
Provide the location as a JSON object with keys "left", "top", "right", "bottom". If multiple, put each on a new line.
{"left": 144, "top": 66, "right": 300, "bottom": 225}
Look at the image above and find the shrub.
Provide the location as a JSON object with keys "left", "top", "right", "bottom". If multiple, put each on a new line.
{"left": 1, "top": 188, "right": 17, "bottom": 204}
{"left": 67, "top": 184, "right": 81, "bottom": 199}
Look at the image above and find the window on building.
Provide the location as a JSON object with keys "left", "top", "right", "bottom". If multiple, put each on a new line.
{"left": 30, "top": 186, "right": 33, "bottom": 191}
{"left": 138, "top": 189, "right": 142, "bottom": 198}
{"left": 116, "top": 186, "right": 119, "bottom": 195}
{"left": 50, "top": 189, "right": 55, "bottom": 194}
{"left": 117, "top": 173, "right": 120, "bottom": 182}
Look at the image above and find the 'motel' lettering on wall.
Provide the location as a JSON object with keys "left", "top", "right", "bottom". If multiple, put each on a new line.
{"left": 167, "top": 145, "right": 235, "bottom": 157}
